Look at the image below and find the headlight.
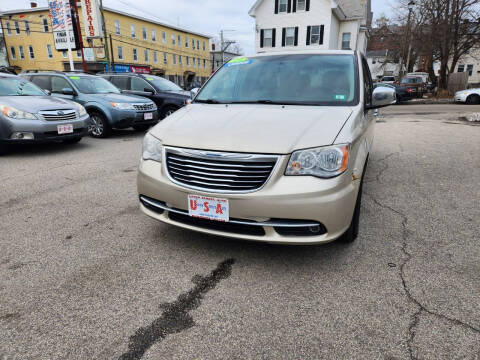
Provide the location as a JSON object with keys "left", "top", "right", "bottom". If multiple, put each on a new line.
{"left": 285, "top": 144, "right": 350, "bottom": 178}
{"left": 142, "top": 133, "right": 162, "bottom": 162}
{"left": 75, "top": 103, "right": 87, "bottom": 116}
{"left": 0, "top": 105, "right": 38, "bottom": 120}
{"left": 110, "top": 102, "right": 134, "bottom": 110}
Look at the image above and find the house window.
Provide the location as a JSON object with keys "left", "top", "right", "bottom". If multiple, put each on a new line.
{"left": 142, "top": 27, "right": 147, "bottom": 40}
{"left": 115, "top": 20, "right": 120, "bottom": 35}
{"left": 62, "top": 50, "right": 67, "bottom": 58}
{"left": 118, "top": 46, "right": 123, "bottom": 60}
{"left": 203, "top": 41, "right": 206, "bottom": 51}
{"left": 28, "top": 45, "right": 34, "bottom": 59}
{"left": 10, "top": 46, "right": 16, "bottom": 60}
{"left": 285, "top": 27, "right": 295, "bottom": 46}
{"left": 467, "top": 64, "right": 474, "bottom": 76}
{"left": 279, "top": 0, "right": 288, "bottom": 12}
{"left": 186, "top": 56, "right": 190, "bottom": 66}
{"left": 197, "top": 40, "right": 200, "bottom": 50}
{"left": 178, "top": 35, "right": 181, "bottom": 46}
{"left": 152, "top": 30, "right": 156, "bottom": 41}
{"left": 297, "top": 0, "right": 306, "bottom": 11}
{"left": 163, "top": 52, "right": 167, "bottom": 65}
{"left": 457, "top": 64, "right": 465, "bottom": 72}
{"left": 308, "top": 25, "right": 324, "bottom": 45}
{"left": 131, "top": 24, "right": 136, "bottom": 38}
{"left": 24, "top": 21, "right": 30, "bottom": 35}
{"left": 173, "top": 54, "right": 177, "bottom": 65}
{"left": 172, "top": 34, "right": 176, "bottom": 45}
{"left": 46, "top": 44, "right": 53, "bottom": 58}
{"left": 342, "top": 32, "right": 351, "bottom": 50}
{"left": 203, "top": 59, "right": 206, "bottom": 68}
{"left": 14, "top": 21, "right": 20, "bottom": 35}
{"left": 5, "top": 22, "right": 11, "bottom": 35}
{"left": 144, "top": 49, "right": 149, "bottom": 62}
{"left": 185, "top": 36, "right": 189, "bottom": 47}
{"left": 18, "top": 46, "right": 24, "bottom": 59}
{"left": 153, "top": 51, "right": 158, "bottom": 63}
{"left": 133, "top": 48, "right": 138, "bottom": 61}
{"left": 192, "top": 38, "right": 195, "bottom": 49}
{"left": 262, "top": 29, "right": 274, "bottom": 47}
{"left": 179, "top": 55, "right": 182, "bottom": 65}
{"left": 162, "top": 32, "right": 166, "bottom": 43}
{"left": 42, "top": 18, "right": 49, "bottom": 32}
{"left": 76, "top": 50, "right": 81, "bottom": 58}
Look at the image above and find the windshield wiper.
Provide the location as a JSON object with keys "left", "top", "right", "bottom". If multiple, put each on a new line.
{"left": 230, "top": 100, "right": 290, "bottom": 105}
{"left": 194, "top": 99, "right": 222, "bottom": 104}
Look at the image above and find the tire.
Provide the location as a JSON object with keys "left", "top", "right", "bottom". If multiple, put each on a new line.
{"left": 0, "top": 143, "right": 7, "bottom": 156}
{"left": 88, "top": 111, "right": 111, "bottom": 138}
{"left": 132, "top": 124, "right": 151, "bottom": 132}
{"left": 339, "top": 157, "right": 369, "bottom": 244}
{"left": 466, "top": 94, "right": 480, "bottom": 105}
{"left": 161, "top": 106, "right": 178, "bottom": 119}
{"left": 62, "top": 136, "right": 82, "bottom": 144}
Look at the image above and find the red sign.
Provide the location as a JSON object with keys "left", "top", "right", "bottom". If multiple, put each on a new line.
{"left": 131, "top": 66, "right": 150, "bottom": 74}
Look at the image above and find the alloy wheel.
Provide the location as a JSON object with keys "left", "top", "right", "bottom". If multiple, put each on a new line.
{"left": 88, "top": 115, "right": 104, "bottom": 137}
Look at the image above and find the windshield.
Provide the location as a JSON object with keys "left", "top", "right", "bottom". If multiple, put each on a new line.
{"left": 196, "top": 54, "right": 357, "bottom": 105}
{"left": 402, "top": 77, "right": 421, "bottom": 84}
{"left": 145, "top": 75, "right": 182, "bottom": 91}
{"left": 68, "top": 75, "right": 120, "bottom": 94}
{"left": 0, "top": 77, "right": 46, "bottom": 96}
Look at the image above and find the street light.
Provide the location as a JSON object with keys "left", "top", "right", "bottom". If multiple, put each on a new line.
{"left": 403, "top": 0, "right": 415, "bottom": 77}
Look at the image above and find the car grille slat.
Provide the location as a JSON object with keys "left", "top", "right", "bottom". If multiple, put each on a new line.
{"left": 40, "top": 110, "right": 77, "bottom": 122}
{"left": 165, "top": 148, "right": 278, "bottom": 193}
{"left": 133, "top": 103, "right": 155, "bottom": 111}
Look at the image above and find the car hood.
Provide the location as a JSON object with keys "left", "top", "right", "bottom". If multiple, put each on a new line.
{"left": 93, "top": 93, "right": 152, "bottom": 103}
{"left": 150, "top": 104, "right": 353, "bottom": 154}
{"left": 458, "top": 88, "right": 480, "bottom": 94}
{"left": 0, "top": 95, "right": 77, "bottom": 112}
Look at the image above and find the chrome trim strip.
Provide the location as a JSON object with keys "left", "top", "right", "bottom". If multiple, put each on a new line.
{"left": 168, "top": 155, "right": 274, "bottom": 168}
{"left": 168, "top": 160, "right": 271, "bottom": 173}
{"left": 170, "top": 170, "right": 264, "bottom": 183}
{"left": 168, "top": 165, "right": 268, "bottom": 178}
{"left": 163, "top": 146, "right": 281, "bottom": 194}
{"left": 140, "top": 196, "right": 320, "bottom": 228}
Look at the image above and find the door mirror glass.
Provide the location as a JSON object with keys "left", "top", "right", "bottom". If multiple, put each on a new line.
{"left": 370, "top": 86, "right": 396, "bottom": 109}
{"left": 62, "top": 88, "right": 75, "bottom": 96}
{"left": 44, "top": 89, "right": 51, "bottom": 96}
{"left": 144, "top": 87, "right": 154, "bottom": 94}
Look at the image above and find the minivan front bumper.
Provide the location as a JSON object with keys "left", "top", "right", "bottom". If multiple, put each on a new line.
{"left": 137, "top": 157, "right": 360, "bottom": 245}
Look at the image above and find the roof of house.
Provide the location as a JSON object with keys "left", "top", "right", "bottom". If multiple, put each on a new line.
{"left": 0, "top": 6, "right": 212, "bottom": 39}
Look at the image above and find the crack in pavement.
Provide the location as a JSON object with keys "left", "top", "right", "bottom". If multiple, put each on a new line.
{"left": 118, "top": 258, "right": 235, "bottom": 360}
{"left": 365, "top": 152, "right": 398, "bottom": 184}
{"left": 365, "top": 193, "right": 480, "bottom": 359}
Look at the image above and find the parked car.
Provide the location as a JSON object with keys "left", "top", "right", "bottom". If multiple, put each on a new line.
{"left": 380, "top": 76, "right": 396, "bottom": 84}
{"left": 100, "top": 73, "right": 190, "bottom": 120}
{"left": 407, "top": 72, "right": 434, "bottom": 91}
{"left": 375, "top": 83, "right": 413, "bottom": 103}
{"left": 137, "top": 51, "right": 396, "bottom": 245}
{"left": 0, "top": 73, "right": 89, "bottom": 154}
{"left": 399, "top": 76, "right": 425, "bottom": 98}
{"left": 21, "top": 71, "right": 158, "bottom": 137}
{"left": 454, "top": 88, "right": 480, "bottom": 104}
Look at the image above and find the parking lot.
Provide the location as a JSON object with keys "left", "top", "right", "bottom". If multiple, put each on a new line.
{"left": 1, "top": 104, "right": 479, "bottom": 359}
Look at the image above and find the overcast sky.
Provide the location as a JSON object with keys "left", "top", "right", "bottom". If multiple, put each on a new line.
{"left": 1, "top": 0, "right": 394, "bottom": 55}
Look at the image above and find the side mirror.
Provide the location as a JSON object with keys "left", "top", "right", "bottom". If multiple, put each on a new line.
{"left": 62, "top": 88, "right": 75, "bottom": 96}
{"left": 144, "top": 87, "right": 154, "bottom": 94}
{"left": 368, "top": 86, "right": 396, "bottom": 109}
{"left": 44, "top": 89, "right": 51, "bottom": 96}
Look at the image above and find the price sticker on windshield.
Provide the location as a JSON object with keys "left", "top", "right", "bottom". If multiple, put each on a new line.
{"left": 226, "top": 57, "right": 253, "bottom": 67}
{"left": 335, "top": 94, "right": 346, "bottom": 100}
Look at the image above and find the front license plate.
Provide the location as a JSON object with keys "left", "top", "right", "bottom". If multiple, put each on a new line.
{"left": 144, "top": 112, "right": 153, "bottom": 120}
{"left": 188, "top": 195, "right": 229, "bottom": 222}
{"left": 57, "top": 124, "right": 73, "bottom": 134}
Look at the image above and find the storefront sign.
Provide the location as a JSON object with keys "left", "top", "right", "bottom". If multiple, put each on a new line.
{"left": 48, "top": 0, "right": 79, "bottom": 50}
{"left": 131, "top": 65, "right": 150, "bottom": 74}
{"left": 103, "top": 64, "right": 133, "bottom": 73}
{"left": 81, "top": 0, "right": 102, "bottom": 38}
{"left": 83, "top": 48, "right": 95, "bottom": 61}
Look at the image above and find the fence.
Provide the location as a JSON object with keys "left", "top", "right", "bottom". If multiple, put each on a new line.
{"left": 447, "top": 72, "right": 469, "bottom": 94}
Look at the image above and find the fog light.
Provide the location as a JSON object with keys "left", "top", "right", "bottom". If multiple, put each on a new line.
{"left": 309, "top": 225, "right": 321, "bottom": 234}
{"left": 10, "top": 132, "right": 34, "bottom": 140}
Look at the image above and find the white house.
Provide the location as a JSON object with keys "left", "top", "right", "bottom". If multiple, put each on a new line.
{"left": 248, "top": 0, "right": 372, "bottom": 54}
{"left": 366, "top": 50, "right": 402, "bottom": 80}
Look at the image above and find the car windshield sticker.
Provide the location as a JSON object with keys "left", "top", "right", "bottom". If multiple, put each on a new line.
{"left": 146, "top": 77, "right": 154, "bottom": 81}
{"left": 226, "top": 57, "right": 253, "bottom": 67}
{"left": 69, "top": 76, "right": 80, "bottom": 80}
{"left": 335, "top": 95, "right": 346, "bottom": 100}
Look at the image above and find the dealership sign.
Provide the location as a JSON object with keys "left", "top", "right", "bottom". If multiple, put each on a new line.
{"left": 48, "top": 0, "right": 79, "bottom": 50}
{"left": 81, "top": 0, "right": 102, "bottom": 38}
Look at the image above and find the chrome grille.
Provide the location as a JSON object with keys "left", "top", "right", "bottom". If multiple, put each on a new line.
{"left": 133, "top": 103, "right": 155, "bottom": 111}
{"left": 165, "top": 147, "right": 278, "bottom": 193}
{"left": 40, "top": 110, "right": 77, "bottom": 122}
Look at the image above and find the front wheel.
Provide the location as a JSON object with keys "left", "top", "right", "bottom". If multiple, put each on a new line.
{"left": 0, "top": 143, "right": 8, "bottom": 156}
{"left": 466, "top": 94, "right": 480, "bottom": 104}
{"left": 88, "top": 112, "right": 111, "bottom": 138}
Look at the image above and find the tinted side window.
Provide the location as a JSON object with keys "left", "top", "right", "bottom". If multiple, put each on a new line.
{"left": 110, "top": 76, "right": 129, "bottom": 90}
{"left": 51, "top": 76, "right": 73, "bottom": 93}
{"left": 131, "top": 77, "right": 153, "bottom": 92}
{"left": 30, "top": 76, "right": 52, "bottom": 91}
{"left": 361, "top": 58, "right": 373, "bottom": 106}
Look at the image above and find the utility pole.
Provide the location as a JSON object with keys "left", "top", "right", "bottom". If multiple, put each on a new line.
{"left": 405, "top": 1, "right": 415, "bottom": 74}
{"left": 219, "top": 29, "right": 236, "bottom": 65}
{"left": 62, "top": 0, "right": 74, "bottom": 71}
{"left": 72, "top": 0, "right": 87, "bottom": 73}
{"left": 99, "top": 0, "right": 111, "bottom": 71}
{"left": 109, "top": 34, "right": 115, "bottom": 68}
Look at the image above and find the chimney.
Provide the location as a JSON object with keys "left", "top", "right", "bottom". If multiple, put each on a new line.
{"left": 30, "top": 2, "right": 37, "bottom": 8}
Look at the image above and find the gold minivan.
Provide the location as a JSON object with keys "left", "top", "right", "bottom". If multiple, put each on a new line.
{"left": 137, "top": 50, "right": 395, "bottom": 244}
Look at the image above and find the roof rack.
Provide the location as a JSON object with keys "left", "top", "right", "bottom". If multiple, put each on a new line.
{"left": 97, "top": 71, "right": 137, "bottom": 74}
{"left": 21, "top": 69, "right": 95, "bottom": 75}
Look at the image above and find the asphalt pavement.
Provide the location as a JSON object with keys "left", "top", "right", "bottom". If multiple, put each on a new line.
{"left": 1, "top": 104, "right": 479, "bottom": 359}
